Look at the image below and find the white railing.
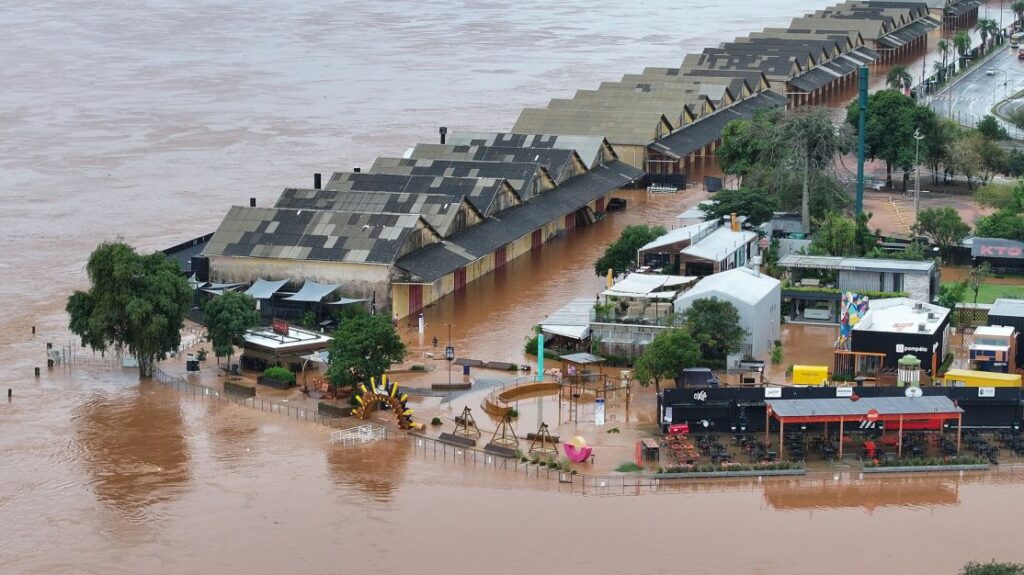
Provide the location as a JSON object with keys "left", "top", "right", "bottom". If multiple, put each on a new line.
{"left": 330, "top": 423, "right": 387, "bottom": 446}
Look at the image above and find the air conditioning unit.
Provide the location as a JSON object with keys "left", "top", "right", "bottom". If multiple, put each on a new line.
{"left": 918, "top": 323, "right": 927, "bottom": 332}
{"left": 914, "top": 302, "right": 924, "bottom": 310}
{"left": 928, "top": 312, "right": 937, "bottom": 319}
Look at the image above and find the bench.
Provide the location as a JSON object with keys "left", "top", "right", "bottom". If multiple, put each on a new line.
{"left": 437, "top": 432, "right": 477, "bottom": 448}
{"left": 483, "top": 443, "right": 518, "bottom": 458}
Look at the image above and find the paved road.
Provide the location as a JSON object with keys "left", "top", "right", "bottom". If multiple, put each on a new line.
{"left": 928, "top": 45, "right": 1024, "bottom": 133}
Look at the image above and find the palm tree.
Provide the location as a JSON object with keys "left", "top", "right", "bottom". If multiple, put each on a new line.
{"left": 1013, "top": 0, "right": 1024, "bottom": 26}
{"left": 954, "top": 30, "right": 971, "bottom": 67}
{"left": 886, "top": 65, "right": 913, "bottom": 92}
{"left": 936, "top": 38, "right": 950, "bottom": 71}
{"left": 932, "top": 60, "right": 947, "bottom": 84}
{"left": 976, "top": 18, "right": 999, "bottom": 50}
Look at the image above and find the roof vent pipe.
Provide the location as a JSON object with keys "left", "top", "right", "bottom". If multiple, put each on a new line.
{"left": 314, "top": 173, "right": 322, "bottom": 189}
{"left": 439, "top": 126, "right": 448, "bottom": 144}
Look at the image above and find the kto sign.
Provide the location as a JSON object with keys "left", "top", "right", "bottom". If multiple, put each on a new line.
{"left": 979, "top": 244, "right": 1024, "bottom": 258}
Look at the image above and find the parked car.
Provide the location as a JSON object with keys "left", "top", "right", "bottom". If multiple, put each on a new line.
{"left": 987, "top": 68, "right": 997, "bottom": 76}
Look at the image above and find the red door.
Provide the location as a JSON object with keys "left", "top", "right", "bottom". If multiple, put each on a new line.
{"left": 531, "top": 229, "right": 542, "bottom": 250}
{"left": 408, "top": 284, "right": 423, "bottom": 315}
{"left": 596, "top": 197, "right": 605, "bottom": 213}
{"left": 454, "top": 268, "right": 467, "bottom": 291}
{"left": 564, "top": 213, "right": 575, "bottom": 231}
{"left": 495, "top": 246, "right": 507, "bottom": 269}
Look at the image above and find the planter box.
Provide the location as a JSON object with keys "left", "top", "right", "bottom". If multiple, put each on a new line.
{"left": 224, "top": 381, "right": 256, "bottom": 398}
{"left": 654, "top": 468, "right": 806, "bottom": 479}
{"left": 862, "top": 464, "right": 989, "bottom": 474}
{"left": 318, "top": 402, "right": 354, "bottom": 418}
{"left": 257, "top": 375, "right": 295, "bottom": 390}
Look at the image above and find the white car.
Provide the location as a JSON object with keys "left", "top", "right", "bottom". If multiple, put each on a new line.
{"left": 987, "top": 68, "right": 996, "bottom": 76}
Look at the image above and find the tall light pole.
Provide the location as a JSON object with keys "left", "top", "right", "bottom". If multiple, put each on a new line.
{"left": 444, "top": 323, "right": 454, "bottom": 387}
{"left": 913, "top": 128, "right": 925, "bottom": 229}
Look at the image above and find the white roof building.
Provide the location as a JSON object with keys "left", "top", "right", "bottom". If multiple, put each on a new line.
{"left": 673, "top": 267, "right": 781, "bottom": 359}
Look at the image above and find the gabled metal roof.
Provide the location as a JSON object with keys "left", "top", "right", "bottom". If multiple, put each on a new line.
{"left": 767, "top": 396, "right": 962, "bottom": 419}
{"left": 649, "top": 91, "right": 789, "bottom": 159}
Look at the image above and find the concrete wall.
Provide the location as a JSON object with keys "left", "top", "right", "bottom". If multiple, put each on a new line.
{"left": 838, "top": 270, "right": 931, "bottom": 300}
{"left": 904, "top": 272, "right": 932, "bottom": 302}
{"left": 208, "top": 255, "right": 393, "bottom": 302}
{"left": 777, "top": 238, "right": 811, "bottom": 259}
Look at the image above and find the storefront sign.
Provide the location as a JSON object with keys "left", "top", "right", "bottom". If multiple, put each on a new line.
{"left": 866, "top": 408, "right": 880, "bottom": 421}
{"left": 693, "top": 390, "right": 708, "bottom": 402}
{"left": 836, "top": 386, "right": 853, "bottom": 398}
{"left": 662, "top": 406, "right": 673, "bottom": 424}
{"left": 979, "top": 387, "right": 996, "bottom": 398}
{"left": 896, "top": 344, "right": 928, "bottom": 353}
{"left": 764, "top": 387, "right": 782, "bottom": 399}
{"left": 905, "top": 386, "right": 923, "bottom": 398}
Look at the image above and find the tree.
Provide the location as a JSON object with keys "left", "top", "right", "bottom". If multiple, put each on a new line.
{"left": 594, "top": 224, "right": 666, "bottom": 276}
{"left": 977, "top": 209, "right": 1024, "bottom": 240}
{"left": 203, "top": 290, "right": 259, "bottom": 369}
{"left": 946, "top": 132, "right": 985, "bottom": 191}
{"left": 938, "top": 280, "right": 969, "bottom": 310}
{"left": 847, "top": 90, "right": 938, "bottom": 190}
{"left": 66, "top": 241, "right": 192, "bottom": 377}
{"left": 969, "top": 262, "right": 993, "bottom": 304}
{"left": 716, "top": 108, "right": 784, "bottom": 177}
{"left": 960, "top": 560, "right": 1024, "bottom": 575}
{"left": 1014, "top": 0, "right": 1024, "bottom": 23}
{"left": 632, "top": 328, "right": 700, "bottom": 394}
{"left": 782, "top": 108, "right": 852, "bottom": 232}
{"left": 977, "top": 115, "right": 1009, "bottom": 141}
{"left": 326, "top": 312, "right": 406, "bottom": 391}
{"left": 811, "top": 211, "right": 859, "bottom": 256}
{"left": 682, "top": 298, "right": 747, "bottom": 361}
{"left": 912, "top": 207, "right": 970, "bottom": 256}
{"left": 954, "top": 30, "right": 971, "bottom": 66}
{"left": 936, "top": 38, "right": 951, "bottom": 76}
{"left": 886, "top": 65, "right": 913, "bottom": 92}
{"left": 700, "top": 187, "right": 779, "bottom": 226}
{"left": 977, "top": 18, "right": 999, "bottom": 50}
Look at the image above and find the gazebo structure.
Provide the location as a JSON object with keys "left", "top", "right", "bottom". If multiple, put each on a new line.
{"left": 765, "top": 396, "right": 964, "bottom": 460}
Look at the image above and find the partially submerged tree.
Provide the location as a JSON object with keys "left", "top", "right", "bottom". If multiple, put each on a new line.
{"left": 847, "top": 89, "right": 939, "bottom": 191}
{"left": 326, "top": 312, "right": 406, "bottom": 391}
{"left": 700, "top": 187, "right": 779, "bottom": 226}
{"left": 811, "top": 211, "right": 859, "bottom": 256}
{"left": 954, "top": 30, "right": 971, "bottom": 66}
{"left": 783, "top": 108, "right": 852, "bottom": 232}
{"left": 204, "top": 290, "right": 259, "bottom": 368}
{"left": 912, "top": 207, "right": 970, "bottom": 257}
{"left": 886, "top": 65, "right": 913, "bottom": 92}
{"left": 66, "top": 241, "right": 192, "bottom": 377}
{"left": 594, "top": 224, "right": 667, "bottom": 276}
{"left": 632, "top": 328, "right": 700, "bottom": 394}
{"left": 969, "top": 262, "right": 993, "bottom": 304}
{"left": 682, "top": 298, "right": 747, "bottom": 361}
{"left": 977, "top": 115, "right": 1010, "bottom": 141}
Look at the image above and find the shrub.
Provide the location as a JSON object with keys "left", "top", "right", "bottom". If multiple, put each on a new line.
{"left": 430, "top": 416, "right": 442, "bottom": 426}
{"left": 410, "top": 364, "right": 427, "bottom": 372}
{"left": 960, "top": 561, "right": 1024, "bottom": 575}
{"left": 606, "top": 427, "right": 621, "bottom": 434}
{"left": 196, "top": 348, "right": 208, "bottom": 361}
{"left": 547, "top": 460, "right": 559, "bottom": 469}
{"left": 507, "top": 408, "right": 519, "bottom": 418}
{"left": 616, "top": 462, "right": 643, "bottom": 473}
{"left": 771, "top": 343, "right": 783, "bottom": 365}
{"left": 263, "top": 366, "right": 295, "bottom": 385}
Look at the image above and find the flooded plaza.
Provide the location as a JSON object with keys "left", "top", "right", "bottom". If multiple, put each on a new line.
{"left": 3, "top": 0, "right": 1024, "bottom": 573}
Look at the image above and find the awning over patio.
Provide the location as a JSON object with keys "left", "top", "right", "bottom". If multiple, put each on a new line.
{"left": 284, "top": 280, "right": 340, "bottom": 303}
{"left": 540, "top": 298, "right": 593, "bottom": 341}
{"left": 766, "top": 396, "right": 962, "bottom": 424}
{"left": 602, "top": 273, "right": 696, "bottom": 299}
{"left": 245, "top": 278, "right": 290, "bottom": 300}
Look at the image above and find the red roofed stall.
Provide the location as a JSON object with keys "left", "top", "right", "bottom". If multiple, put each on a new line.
{"left": 765, "top": 396, "right": 964, "bottom": 460}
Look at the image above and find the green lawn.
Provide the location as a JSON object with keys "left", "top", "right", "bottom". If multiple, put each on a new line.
{"left": 973, "top": 283, "right": 1024, "bottom": 304}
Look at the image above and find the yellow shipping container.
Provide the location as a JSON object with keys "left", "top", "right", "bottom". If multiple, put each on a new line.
{"left": 793, "top": 365, "right": 829, "bottom": 386}
{"left": 942, "top": 369, "right": 1022, "bottom": 388}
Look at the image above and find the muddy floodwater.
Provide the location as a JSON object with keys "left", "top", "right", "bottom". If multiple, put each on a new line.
{"left": 4, "top": 1, "right": 1024, "bottom": 573}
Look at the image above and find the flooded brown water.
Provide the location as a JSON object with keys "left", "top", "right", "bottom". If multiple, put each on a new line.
{"left": 4, "top": 1, "right": 1024, "bottom": 573}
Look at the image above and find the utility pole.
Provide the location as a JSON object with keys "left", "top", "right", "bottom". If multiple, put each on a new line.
{"left": 444, "top": 323, "right": 455, "bottom": 387}
{"left": 856, "top": 66, "right": 868, "bottom": 216}
{"left": 913, "top": 128, "right": 924, "bottom": 229}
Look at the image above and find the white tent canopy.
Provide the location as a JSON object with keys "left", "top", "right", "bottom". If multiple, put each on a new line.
{"left": 284, "top": 280, "right": 340, "bottom": 303}
{"left": 245, "top": 278, "right": 290, "bottom": 300}
{"left": 602, "top": 273, "right": 696, "bottom": 299}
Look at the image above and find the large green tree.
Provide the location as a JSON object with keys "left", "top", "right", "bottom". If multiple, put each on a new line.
{"left": 632, "top": 328, "right": 700, "bottom": 394}
{"left": 66, "top": 241, "right": 192, "bottom": 377}
{"left": 203, "top": 290, "right": 259, "bottom": 368}
{"left": 847, "top": 89, "right": 939, "bottom": 190}
{"left": 961, "top": 560, "right": 1024, "bottom": 575}
{"left": 954, "top": 30, "right": 971, "bottom": 66}
{"left": 701, "top": 187, "right": 779, "bottom": 226}
{"left": 811, "top": 211, "right": 859, "bottom": 256}
{"left": 682, "top": 298, "right": 747, "bottom": 361}
{"left": 719, "top": 107, "right": 849, "bottom": 232}
{"left": 912, "top": 207, "right": 970, "bottom": 257}
{"left": 326, "top": 312, "right": 406, "bottom": 390}
{"left": 977, "top": 115, "right": 1009, "bottom": 141}
{"left": 886, "top": 65, "right": 913, "bottom": 92}
{"left": 594, "top": 224, "right": 666, "bottom": 276}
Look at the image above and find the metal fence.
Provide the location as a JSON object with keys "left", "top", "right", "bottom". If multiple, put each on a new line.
{"left": 410, "top": 433, "right": 673, "bottom": 497}
{"left": 151, "top": 367, "right": 351, "bottom": 429}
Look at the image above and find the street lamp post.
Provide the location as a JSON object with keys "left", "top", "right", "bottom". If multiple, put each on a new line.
{"left": 913, "top": 128, "right": 925, "bottom": 228}
{"left": 444, "top": 323, "right": 455, "bottom": 387}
